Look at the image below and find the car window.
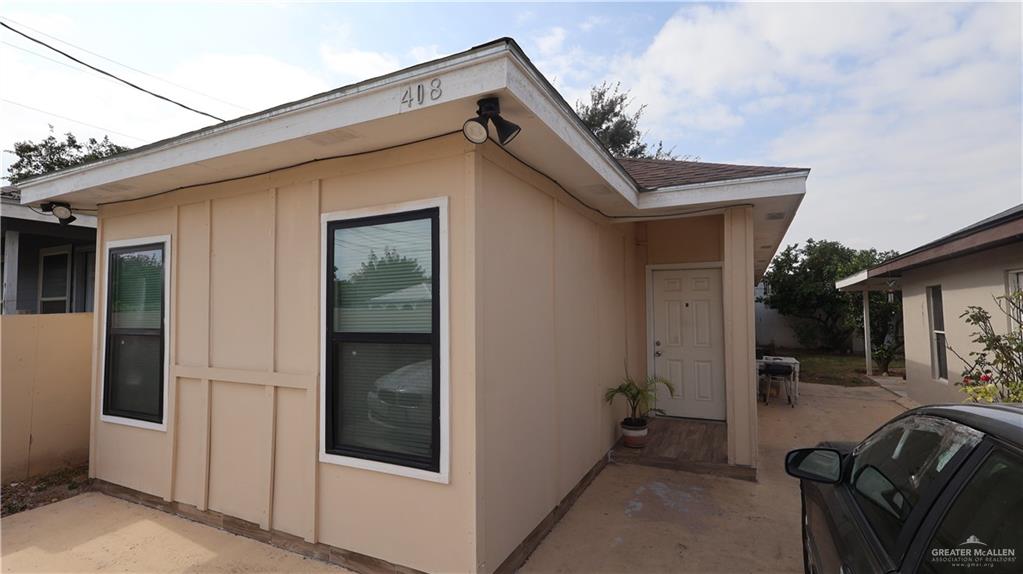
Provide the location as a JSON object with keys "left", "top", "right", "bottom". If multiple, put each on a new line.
{"left": 850, "top": 415, "right": 982, "bottom": 556}
{"left": 919, "top": 448, "right": 1023, "bottom": 574}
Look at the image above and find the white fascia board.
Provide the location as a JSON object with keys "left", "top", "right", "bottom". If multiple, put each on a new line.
{"left": 638, "top": 171, "right": 809, "bottom": 210}
{"left": 0, "top": 200, "right": 97, "bottom": 227}
{"left": 504, "top": 57, "right": 640, "bottom": 207}
{"left": 835, "top": 270, "right": 870, "bottom": 291}
{"left": 18, "top": 44, "right": 512, "bottom": 205}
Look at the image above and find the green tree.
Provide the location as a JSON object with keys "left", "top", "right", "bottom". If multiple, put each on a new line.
{"left": 575, "top": 81, "right": 678, "bottom": 160}
{"left": 6, "top": 128, "right": 129, "bottom": 184}
{"left": 761, "top": 239, "right": 900, "bottom": 352}
{"left": 336, "top": 247, "right": 429, "bottom": 306}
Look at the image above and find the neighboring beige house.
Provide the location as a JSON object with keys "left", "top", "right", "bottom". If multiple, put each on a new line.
{"left": 14, "top": 39, "right": 808, "bottom": 573}
{"left": 837, "top": 204, "right": 1023, "bottom": 405}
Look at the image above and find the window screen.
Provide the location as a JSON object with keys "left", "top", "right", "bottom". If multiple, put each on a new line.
{"left": 326, "top": 208, "right": 439, "bottom": 472}
{"left": 39, "top": 249, "right": 70, "bottom": 314}
{"left": 103, "top": 243, "right": 165, "bottom": 423}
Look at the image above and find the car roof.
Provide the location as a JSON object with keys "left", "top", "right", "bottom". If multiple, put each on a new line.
{"left": 906, "top": 403, "right": 1023, "bottom": 446}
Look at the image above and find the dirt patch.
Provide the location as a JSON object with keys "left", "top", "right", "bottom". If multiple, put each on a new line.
{"left": 2, "top": 464, "right": 90, "bottom": 517}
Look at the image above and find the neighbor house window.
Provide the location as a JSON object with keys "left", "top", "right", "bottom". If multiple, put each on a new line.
{"left": 38, "top": 245, "right": 72, "bottom": 314}
{"left": 927, "top": 285, "right": 948, "bottom": 381}
{"left": 1010, "top": 270, "right": 1023, "bottom": 329}
{"left": 323, "top": 199, "right": 447, "bottom": 480}
{"left": 102, "top": 238, "right": 169, "bottom": 427}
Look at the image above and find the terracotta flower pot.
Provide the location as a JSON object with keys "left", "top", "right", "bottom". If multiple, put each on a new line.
{"left": 621, "top": 419, "right": 649, "bottom": 448}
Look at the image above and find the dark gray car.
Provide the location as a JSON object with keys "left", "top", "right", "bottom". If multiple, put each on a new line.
{"left": 786, "top": 404, "right": 1023, "bottom": 574}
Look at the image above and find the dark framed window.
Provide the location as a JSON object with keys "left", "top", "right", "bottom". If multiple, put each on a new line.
{"left": 325, "top": 208, "right": 440, "bottom": 472}
{"left": 103, "top": 242, "right": 166, "bottom": 424}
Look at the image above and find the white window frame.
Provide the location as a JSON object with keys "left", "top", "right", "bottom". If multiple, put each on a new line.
{"left": 319, "top": 197, "right": 449, "bottom": 484}
{"left": 926, "top": 285, "right": 948, "bottom": 383}
{"left": 1008, "top": 269, "right": 1023, "bottom": 330}
{"left": 38, "top": 244, "right": 72, "bottom": 313}
{"left": 99, "top": 235, "right": 171, "bottom": 432}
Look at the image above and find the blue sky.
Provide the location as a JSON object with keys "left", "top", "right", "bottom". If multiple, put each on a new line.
{"left": 2, "top": 2, "right": 1020, "bottom": 253}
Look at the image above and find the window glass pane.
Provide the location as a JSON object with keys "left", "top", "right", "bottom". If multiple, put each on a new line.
{"left": 920, "top": 450, "right": 1023, "bottom": 574}
{"left": 107, "top": 334, "right": 162, "bottom": 420}
{"left": 40, "top": 300, "right": 67, "bottom": 314}
{"left": 41, "top": 253, "right": 69, "bottom": 299}
{"left": 851, "top": 416, "right": 982, "bottom": 555}
{"left": 332, "top": 342, "right": 433, "bottom": 460}
{"left": 935, "top": 333, "right": 948, "bottom": 379}
{"left": 333, "top": 218, "right": 432, "bottom": 333}
{"left": 930, "top": 287, "right": 944, "bottom": 330}
{"left": 111, "top": 247, "right": 163, "bottom": 329}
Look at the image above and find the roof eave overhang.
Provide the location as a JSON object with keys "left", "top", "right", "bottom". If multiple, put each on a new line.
{"left": 15, "top": 39, "right": 641, "bottom": 212}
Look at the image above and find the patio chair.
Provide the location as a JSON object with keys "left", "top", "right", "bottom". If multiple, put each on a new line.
{"left": 759, "top": 362, "right": 793, "bottom": 406}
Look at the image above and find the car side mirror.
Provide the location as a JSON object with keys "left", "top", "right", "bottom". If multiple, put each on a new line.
{"left": 785, "top": 448, "right": 842, "bottom": 484}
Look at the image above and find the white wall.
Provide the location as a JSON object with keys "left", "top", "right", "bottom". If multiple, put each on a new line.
{"left": 901, "top": 242, "right": 1023, "bottom": 405}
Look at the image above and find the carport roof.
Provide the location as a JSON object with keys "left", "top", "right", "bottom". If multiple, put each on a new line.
{"left": 618, "top": 158, "right": 809, "bottom": 190}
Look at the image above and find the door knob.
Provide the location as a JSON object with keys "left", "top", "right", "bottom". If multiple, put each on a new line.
{"left": 654, "top": 351, "right": 662, "bottom": 357}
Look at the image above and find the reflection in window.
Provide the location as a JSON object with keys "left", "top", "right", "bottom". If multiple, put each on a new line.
{"left": 103, "top": 243, "right": 165, "bottom": 423}
{"left": 326, "top": 209, "right": 439, "bottom": 472}
{"left": 851, "top": 415, "right": 981, "bottom": 556}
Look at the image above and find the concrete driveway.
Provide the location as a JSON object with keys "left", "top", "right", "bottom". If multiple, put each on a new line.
{"left": 520, "top": 382, "right": 908, "bottom": 573}
{"left": 1, "top": 492, "right": 348, "bottom": 573}
{"left": 1, "top": 383, "right": 903, "bottom": 574}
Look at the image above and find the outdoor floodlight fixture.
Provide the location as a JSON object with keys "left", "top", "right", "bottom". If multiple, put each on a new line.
{"left": 462, "top": 97, "right": 521, "bottom": 146}
{"left": 41, "top": 201, "right": 76, "bottom": 225}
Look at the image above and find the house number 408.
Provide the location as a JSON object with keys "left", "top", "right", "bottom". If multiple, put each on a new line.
{"left": 401, "top": 78, "right": 442, "bottom": 108}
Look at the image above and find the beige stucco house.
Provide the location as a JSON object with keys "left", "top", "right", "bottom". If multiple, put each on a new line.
{"left": 14, "top": 39, "right": 808, "bottom": 573}
{"left": 837, "top": 204, "right": 1022, "bottom": 405}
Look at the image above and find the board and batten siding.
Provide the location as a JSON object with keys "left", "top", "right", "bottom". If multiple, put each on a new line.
{"left": 90, "top": 135, "right": 479, "bottom": 573}
{"left": 475, "top": 145, "right": 645, "bottom": 572}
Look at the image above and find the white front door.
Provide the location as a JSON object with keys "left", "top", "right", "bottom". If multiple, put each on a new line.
{"left": 651, "top": 268, "right": 726, "bottom": 420}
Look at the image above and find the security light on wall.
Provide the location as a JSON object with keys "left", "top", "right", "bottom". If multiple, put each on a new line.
{"left": 462, "top": 97, "right": 521, "bottom": 146}
{"left": 40, "top": 201, "right": 76, "bottom": 225}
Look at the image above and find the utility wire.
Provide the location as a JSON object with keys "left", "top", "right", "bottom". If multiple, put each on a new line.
{"left": 1, "top": 98, "right": 148, "bottom": 143}
{"left": 0, "top": 16, "right": 250, "bottom": 113}
{"left": 3, "top": 40, "right": 130, "bottom": 89}
{"left": 1, "top": 21, "right": 226, "bottom": 122}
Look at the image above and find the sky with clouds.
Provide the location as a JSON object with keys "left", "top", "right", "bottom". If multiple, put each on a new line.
{"left": 1, "top": 2, "right": 1020, "bottom": 254}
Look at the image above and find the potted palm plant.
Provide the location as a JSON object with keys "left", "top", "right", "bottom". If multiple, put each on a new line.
{"left": 604, "top": 373, "right": 675, "bottom": 448}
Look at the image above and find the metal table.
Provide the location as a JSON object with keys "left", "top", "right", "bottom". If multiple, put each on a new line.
{"left": 758, "top": 356, "right": 801, "bottom": 406}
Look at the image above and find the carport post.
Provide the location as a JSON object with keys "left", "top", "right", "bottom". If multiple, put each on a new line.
{"left": 862, "top": 290, "right": 872, "bottom": 376}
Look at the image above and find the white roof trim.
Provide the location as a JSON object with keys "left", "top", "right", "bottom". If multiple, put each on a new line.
{"left": 1, "top": 199, "right": 96, "bottom": 227}
{"left": 638, "top": 171, "right": 807, "bottom": 210}
{"left": 835, "top": 270, "right": 869, "bottom": 291}
{"left": 13, "top": 38, "right": 807, "bottom": 223}
{"left": 649, "top": 170, "right": 810, "bottom": 193}
{"left": 16, "top": 44, "right": 511, "bottom": 205}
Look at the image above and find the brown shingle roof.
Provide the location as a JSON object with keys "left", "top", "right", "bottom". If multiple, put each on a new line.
{"left": 617, "top": 157, "right": 808, "bottom": 190}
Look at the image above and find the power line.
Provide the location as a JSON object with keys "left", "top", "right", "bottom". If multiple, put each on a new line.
{"left": 3, "top": 40, "right": 130, "bottom": 89}
{"left": 1, "top": 98, "right": 148, "bottom": 143}
{"left": 1, "top": 21, "right": 226, "bottom": 122}
{"left": 0, "top": 16, "right": 251, "bottom": 114}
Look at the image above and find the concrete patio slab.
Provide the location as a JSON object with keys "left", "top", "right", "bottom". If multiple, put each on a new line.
{"left": 1, "top": 492, "right": 348, "bottom": 573}
{"left": 520, "top": 382, "right": 908, "bottom": 573}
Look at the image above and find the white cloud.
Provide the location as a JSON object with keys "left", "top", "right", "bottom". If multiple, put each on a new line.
{"left": 408, "top": 44, "right": 446, "bottom": 64}
{"left": 535, "top": 26, "right": 566, "bottom": 55}
{"left": 320, "top": 44, "right": 401, "bottom": 83}
{"left": 579, "top": 16, "right": 607, "bottom": 32}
